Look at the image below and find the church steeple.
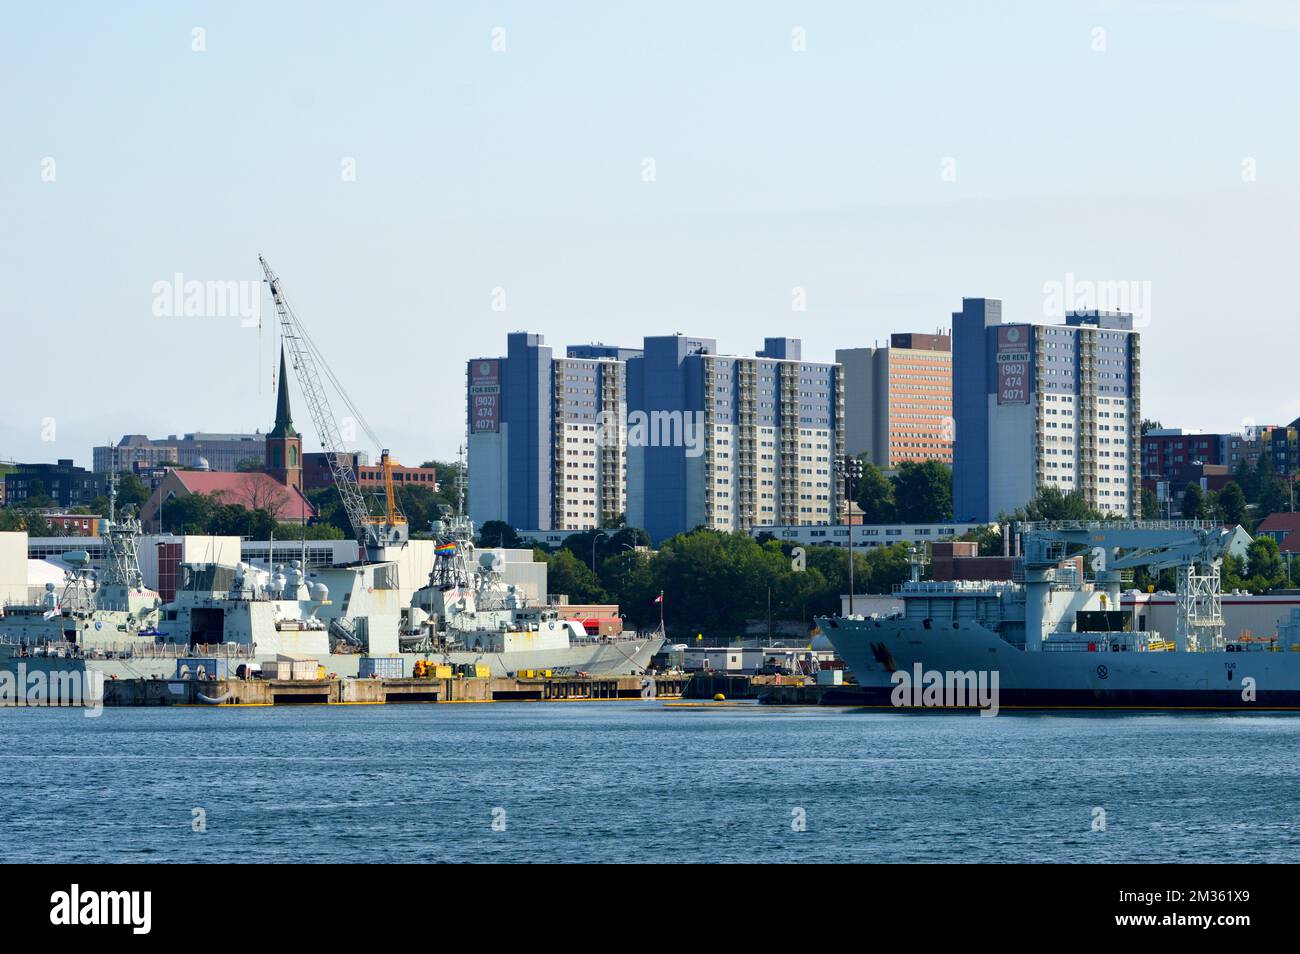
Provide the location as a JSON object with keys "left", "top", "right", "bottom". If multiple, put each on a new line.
{"left": 266, "top": 347, "right": 302, "bottom": 491}
{"left": 269, "top": 348, "right": 299, "bottom": 440}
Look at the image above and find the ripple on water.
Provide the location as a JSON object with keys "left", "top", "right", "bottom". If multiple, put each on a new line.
{"left": 2, "top": 704, "right": 1299, "bottom": 862}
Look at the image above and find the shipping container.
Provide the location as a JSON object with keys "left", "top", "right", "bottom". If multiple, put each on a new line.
{"left": 290, "top": 661, "right": 319, "bottom": 681}
{"left": 359, "top": 656, "right": 405, "bottom": 679}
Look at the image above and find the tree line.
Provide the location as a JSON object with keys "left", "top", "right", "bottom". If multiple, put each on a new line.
{"left": 480, "top": 520, "right": 914, "bottom": 641}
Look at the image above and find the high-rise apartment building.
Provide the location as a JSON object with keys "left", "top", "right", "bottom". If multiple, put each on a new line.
{"left": 836, "top": 332, "right": 952, "bottom": 468}
{"left": 626, "top": 336, "right": 843, "bottom": 543}
{"left": 467, "top": 333, "right": 639, "bottom": 533}
{"left": 952, "top": 299, "right": 1141, "bottom": 521}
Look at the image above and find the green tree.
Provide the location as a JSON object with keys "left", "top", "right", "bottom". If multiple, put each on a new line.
{"left": 393, "top": 483, "right": 445, "bottom": 536}
{"left": 1181, "top": 482, "right": 1204, "bottom": 520}
{"left": 958, "top": 523, "right": 1005, "bottom": 556}
{"left": 1233, "top": 459, "right": 1258, "bottom": 502}
{"left": 1140, "top": 487, "right": 1161, "bottom": 520}
{"left": 208, "top": 502, "right": 275, "bottom": 539}
{"left": 545, "top": 548, "right": 606, "bottom": 604}
{"left": 108, "top": 472, "right": 150, "bottom": 513}
{"left": 854, "top": 461, "right": 896, "bottom": 523}
{"left": 418, "top": 459, "right": 465, "bottom": 514}
{"left": 598, "top": 549, "right": 658, "bottom": 629}
{"left": 648, "top": 530, "right": 787, "bottom": 637}
{"left": 1012, "top": 487, "right": 1102, "bottom": 522}
{"left": 0, "top": 509, "right": 55, "bottom": 536}
{"left": 1218, "top": 481, "right": 1248, "bottom": 527}
{"left": 1258, "top": 476, "right": 1288, "bottom": 518}
{"left": 864, "top": 543, "right": 913, "bottom": 593}
{"left": 477, "top": 520, "right": 522, "bottom": 549}
{"left": 561, "top": 526, "right": 651, "bottom": 572}
{"left": 235, "top": 457, "right": 265, "bottom": 472}
{"left": 160, "top": 492, "right": 217, "bottom": 534}
{"left": 1244, "top": 537, "right": 1287, "bottom": 592}
{"left": 276, "top": 520, "right": 345, "bottom": 540}
{"left": 890, "top": 461, "right": 952, "bottom": 523}
{"left": 305, "top": 486, "right": 355, "bottom": 538}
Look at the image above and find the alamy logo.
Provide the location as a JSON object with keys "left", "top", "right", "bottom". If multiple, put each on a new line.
{"left": 595, "top": 408, "right": 707, "bottom": 458}
{"left": 0, "top": 664, "right": 104, "bottom": 718}
{"left": 151, "top": 273, "right": 260, "bottom": 327}
{"left": 1041, "top": 271, "right": 1151, "bottom": 327}
{"left": 50, "top": 885, "right": 151, "bottom": 934}
{"left": 890, "top": 663, "right": 1000, "bottom": 716}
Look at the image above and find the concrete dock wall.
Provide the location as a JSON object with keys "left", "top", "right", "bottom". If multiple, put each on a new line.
{"left": 100, "top": 674, "right": 689, "bottom": 707}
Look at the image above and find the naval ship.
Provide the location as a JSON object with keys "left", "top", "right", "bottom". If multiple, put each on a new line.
{"left": 817, "top": 520, "right": 1300, "bottom": 711}
{"left": 1, "top": 514, "right": 662, "bottom": 686}
{"left": 400, "top": 514, "right": 663, "bottom": 676}
{"left": 0, "top": 516, "right": 167, "bottom": 679}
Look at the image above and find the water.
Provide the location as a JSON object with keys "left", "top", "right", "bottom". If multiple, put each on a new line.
{"left": 3, "top": 702, "right": 1299, "bottom": 863}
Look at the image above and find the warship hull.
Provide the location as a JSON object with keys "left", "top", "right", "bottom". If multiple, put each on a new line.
{"left": 819, "top": 616, "right": 1300, "bottom": 710}
{"left": 0, "top": 635, "right": 665, "bottom": 686}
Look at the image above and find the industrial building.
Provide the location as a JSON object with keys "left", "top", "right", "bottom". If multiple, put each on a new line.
{"left": 952, "top": 299, "right": 1142, "bottom": 522}
{"left": 836, "top": 332, "right": 953, "bottom": 468}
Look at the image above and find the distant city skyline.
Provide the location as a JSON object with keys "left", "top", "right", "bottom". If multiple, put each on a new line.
{"left": 4, "top": 1, "right": 1299, "bottom": 469}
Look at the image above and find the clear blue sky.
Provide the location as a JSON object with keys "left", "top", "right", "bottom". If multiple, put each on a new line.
{"left": 3, "top": 0, "right": 1298, "bottom": 468}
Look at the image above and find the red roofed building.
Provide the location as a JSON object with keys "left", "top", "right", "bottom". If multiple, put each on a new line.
{"left": 138, "top": 469, "right": 315, "bottom": 532}
{"left": 1256, "top": 513, "right": 1300, "bottom": 554}
{"left": 138, "top": 350, "right": 316, "bottom": 532}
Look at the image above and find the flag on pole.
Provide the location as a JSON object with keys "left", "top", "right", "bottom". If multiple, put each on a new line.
{"left": 653, "top": 593, "right": 663, "bottom": 604}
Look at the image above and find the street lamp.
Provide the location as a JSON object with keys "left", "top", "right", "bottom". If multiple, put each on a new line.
{"left": 590, "top": 530, "right": 608, "bottom": 574}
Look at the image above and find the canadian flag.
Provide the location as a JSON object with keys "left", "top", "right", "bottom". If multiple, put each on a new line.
{"left": 653, "top": 593, "right": 663, "bottom": 604}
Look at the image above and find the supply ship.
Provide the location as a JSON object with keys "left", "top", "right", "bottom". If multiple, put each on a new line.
{"left": 816, "top": 520, "right": 1300, "bottom": 711}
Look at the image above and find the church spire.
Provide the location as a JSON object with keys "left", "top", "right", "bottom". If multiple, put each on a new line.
{"left": 269, "top": 347, "right": 298, "bottom": 439}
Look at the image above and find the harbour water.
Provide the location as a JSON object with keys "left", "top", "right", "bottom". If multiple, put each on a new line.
{"left": 3, "top": 703, "right": 1299, "bottom": 863}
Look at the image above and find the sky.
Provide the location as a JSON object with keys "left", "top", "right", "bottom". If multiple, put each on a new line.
{"left": 2, "top": 0, "right": 1298, "bottom": 470}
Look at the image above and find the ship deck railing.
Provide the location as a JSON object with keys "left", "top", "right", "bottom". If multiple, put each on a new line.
{"left": 894, "top": 580, "right": 1021, "bottom": 595}
{"left": 1017, "top": 519, "right": 1219, "bottom": 533}
{"left": 1, "top": 638, "right": 255, "bottom": 660}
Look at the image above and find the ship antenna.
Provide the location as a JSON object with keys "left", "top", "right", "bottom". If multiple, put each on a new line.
{"left": 456, "top": 442, "right": 466, "bottom": 518}
{"left": 108, "top": 440, "right": 118, "bottom": 525}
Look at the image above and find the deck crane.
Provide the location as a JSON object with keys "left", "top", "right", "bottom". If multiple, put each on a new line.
{"left": 1018, "top": 519, "right": 1248, "bottom": 652}
{"left": 258, "top": 255, "right": 408, "bottom": 558}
